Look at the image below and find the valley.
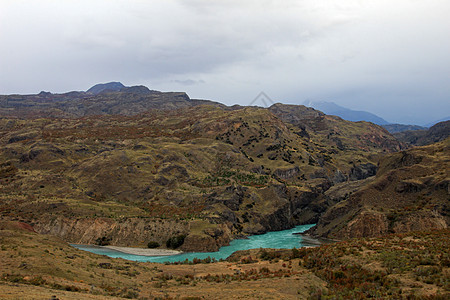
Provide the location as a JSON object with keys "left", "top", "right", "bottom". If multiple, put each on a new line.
{"left": 0, "top": 84, "right": 448, "bottom": 298}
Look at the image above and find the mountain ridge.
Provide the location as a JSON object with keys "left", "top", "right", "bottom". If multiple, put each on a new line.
{"left": 303, "top": 100, "right": 389, "bottom": 125}
{"left": 393, "top": 120, "right": 450, "bottom": 146}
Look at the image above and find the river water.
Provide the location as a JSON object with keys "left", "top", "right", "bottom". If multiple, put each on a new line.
{"left": 72, "top": 223, "right": 316, "bottom": 263}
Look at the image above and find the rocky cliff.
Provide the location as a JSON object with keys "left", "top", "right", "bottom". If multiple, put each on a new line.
{"left": 309, "top": 138, "right": 449, "bottom": 239}
{"left": 33, "top": 217, "right": 189, "bottom": 247}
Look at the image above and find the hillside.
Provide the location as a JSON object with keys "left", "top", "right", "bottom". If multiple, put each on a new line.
{"left": 382, "top": 124, "right": 426, "bottom": 134}
{"left": 393, "top": 121, "right": 450, "bottom": 146}
{"left": 0, "top": 89, "right": 405, "bottom": 251}
{"left": 1, "top": 84, "right": 448, "bottom": 298}
{"left": 1, "top": 220, "right": 448, "bottom": 299}
{"left": 426, "top": 116, "right": 450, "bottom": 127}
{"left": 309, "top": 138, "right": 449, "bottom": 239}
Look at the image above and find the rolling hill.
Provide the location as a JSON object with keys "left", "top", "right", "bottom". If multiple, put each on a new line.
{"left": 0, "top": 85, "right": 408, "bottom": 252}
{"left": 1, "top": 83, "right": 448, "bottom": 299}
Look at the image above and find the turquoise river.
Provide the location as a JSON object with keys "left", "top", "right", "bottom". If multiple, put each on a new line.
{"left": 72, "top": 224, "right": 317, "bottom": 263}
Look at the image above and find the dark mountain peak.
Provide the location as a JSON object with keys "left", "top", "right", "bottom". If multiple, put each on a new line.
{"left": 269, "top": 103, "right": 325, "bottom": 118}
{"left": 87, "top": 82, "right": 125, "bottom": 94}
{"left": 119, "top": 85, "right": 154, "bottom": 95}
{"left": 38, "top": 91, "right": 52, "bottom": 97}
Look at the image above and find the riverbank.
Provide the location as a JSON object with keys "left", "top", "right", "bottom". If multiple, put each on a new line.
{"left": 71, "top": 244, "right": 183, "bottom": 257}
{"left": 103, "top": 245, "right": 182, "bottom": 256}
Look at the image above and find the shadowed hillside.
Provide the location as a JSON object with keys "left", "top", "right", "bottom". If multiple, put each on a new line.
{"left": 393, "top": 120, "right": 450, "bottom": 146}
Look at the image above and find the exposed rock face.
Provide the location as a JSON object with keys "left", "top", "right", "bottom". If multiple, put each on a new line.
{"left": 338, "top": 211, "right": 389, "bottom": 239}
{"left": 33, "top": 217, "right": 189, "bottom": 248}
{"left": 324, "top": 177, "right": 375, "bottom": 203}
{"left": 274, "top": 167, "right": 301, "bottom": 180}
{"left": 309, "top": 139, "right": 450, "bottom": 239}
{"left": 181, "top": 235, "right": 219, "bottom": 252}
{"left": 349, "top": 163, "right": 377, "bottom": 181}
{"left": 325, "top": 210, "right": 447, "bottom": 240}
{"left": 332, "top": 170, "right": 347, "bottom": 184}
{"left": 255, "top": 187, "right": 323, "bottom": 233}
{"left": 181, "top": 225, "right": 232, "bottom": 252}
{"left": 222, "top": 185, "right": 246, "bottom": 211}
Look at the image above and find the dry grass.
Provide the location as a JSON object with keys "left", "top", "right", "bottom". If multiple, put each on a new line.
{"left": 1, "top": 221, "right": 448, "bottom": 299}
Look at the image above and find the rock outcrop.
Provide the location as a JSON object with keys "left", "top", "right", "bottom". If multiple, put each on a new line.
{"left": 309, "top": 139, "right": 449, "bottom": 239}
{"left": 33, "top": 217, "right": 189, "bottom": 248}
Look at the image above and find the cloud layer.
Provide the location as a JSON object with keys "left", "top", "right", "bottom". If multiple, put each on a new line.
{"left": 1, "top": 0, "right": 449, "bottom": 124}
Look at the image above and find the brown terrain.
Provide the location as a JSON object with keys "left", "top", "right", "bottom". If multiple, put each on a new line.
{"left": 309, "top": 138, "right": 449, "bottom": 239}
{"left": 0, "top": 83, "right": 448, "bottom": 298}
{"left": 0, "top": 220, "right": 448, "bottom": 299}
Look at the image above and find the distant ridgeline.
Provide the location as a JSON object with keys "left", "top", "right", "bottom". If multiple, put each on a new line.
{"left": 302, "top": 100, "right": 439, "bottom": 134}
{"left": 0, "top": 82, "right": 225, "bottom": 118}
{"left": 392, "top": 120, "right": 450, "bottom": 146}
{"left": 303, "top": 100, "right": 389, "bottom": 125}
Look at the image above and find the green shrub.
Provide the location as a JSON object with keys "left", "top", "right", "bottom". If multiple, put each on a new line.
{"left": 95, "top": 236, "right": 112, "bottom": 246}
{"left": 166, "top": 234, "right": 186, "bottom": 249}
{"left": 147, "top": 241, "right": 160, "bottom": 249}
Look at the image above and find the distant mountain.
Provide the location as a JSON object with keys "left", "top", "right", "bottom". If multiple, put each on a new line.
{"left": 304, "top": 101, "right": 389, "bottom": 125}
{"left": 393, "top": 120, "right": 450, "bottom": 146}
{"left": 86, "top": 82, "right": 125, "bottom": 94}
{"left": 0, "top": 83, "right": 225, "bottom": 118}
{"left": 425, "top": 116, "right": 450, "bottom": 127}
{"left": 382, "top": 124, "right": 426, "bottom": 133}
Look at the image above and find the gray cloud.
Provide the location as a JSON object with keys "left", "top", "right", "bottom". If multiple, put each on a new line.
{"left": 172, "top": 79, "right": 205, "bottom": 86}
{"left": 0, "top": 0, "right": 449, "bottom": 125}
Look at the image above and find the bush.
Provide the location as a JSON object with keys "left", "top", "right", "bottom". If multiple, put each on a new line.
{"left": 95, "top": 236, "right": 112, "bottom": 246}
{"left": 166, "top": 234, "right": 186, "bottom": 249}
{"left": 147, "top": 241, "right": 160, "bottom": 249}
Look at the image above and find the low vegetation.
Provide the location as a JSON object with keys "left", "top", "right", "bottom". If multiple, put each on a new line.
{"left": 0, "top": 102, "right": 408, "bottom": 251}
{"left": 0, "top": 86, "right": 447, "bottom": 298}
{"left": 0, "top": 221, "right": 448, "bottom": 299}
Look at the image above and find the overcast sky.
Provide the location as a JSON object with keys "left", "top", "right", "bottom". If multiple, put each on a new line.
{"left": 1, "top": 0, "right": 449, "bottom": 125}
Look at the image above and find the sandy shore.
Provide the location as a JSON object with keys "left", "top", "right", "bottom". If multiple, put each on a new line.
{"left": 103, "top": 246, "right": 182, "bottom": 257}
